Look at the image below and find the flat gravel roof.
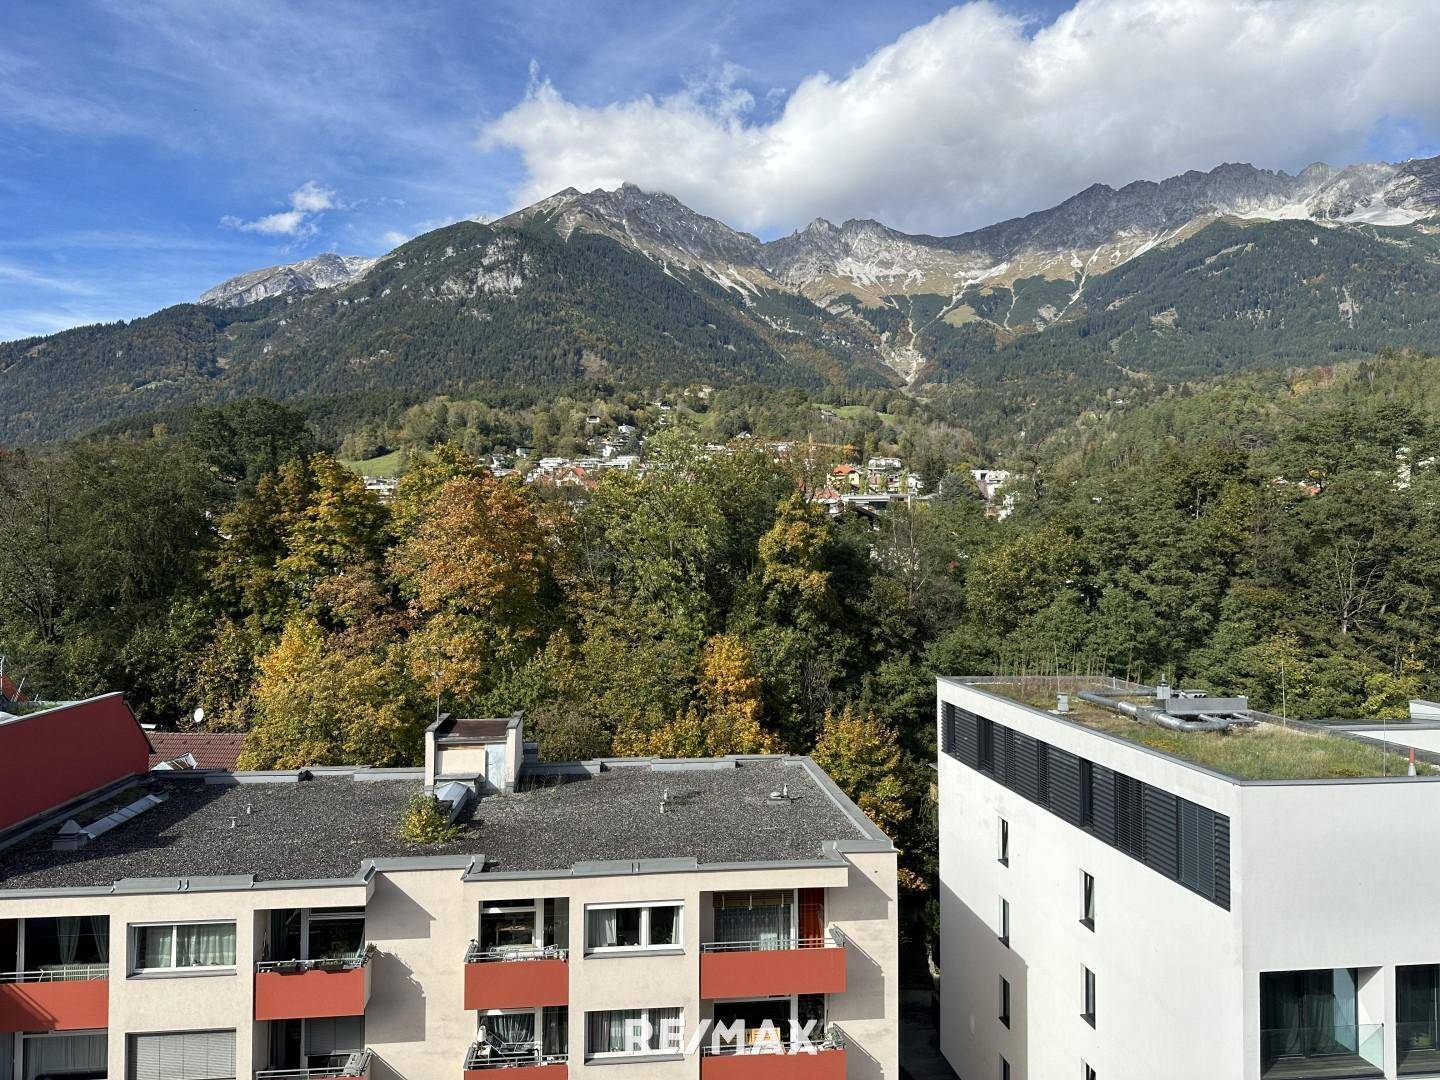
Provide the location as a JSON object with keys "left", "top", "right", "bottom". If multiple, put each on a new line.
{"left": 0, "top": 759, "right": 871, "bottom": 891}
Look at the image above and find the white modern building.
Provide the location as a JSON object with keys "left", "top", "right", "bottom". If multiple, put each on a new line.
{"left": 938, "top": 675, "right": 1440, "bottom": 1080}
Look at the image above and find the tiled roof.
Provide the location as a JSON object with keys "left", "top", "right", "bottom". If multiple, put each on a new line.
{"left": 147, "top": 731, "right": 246, "bottom": 770}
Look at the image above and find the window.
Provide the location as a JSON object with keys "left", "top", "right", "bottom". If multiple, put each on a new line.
{"left": 129, "top": 1030, "right": 235, "bottom": 1080}
{"left": 1082, "top": 967, "right": 1096, "bottom": 1027}
{"left": 1081, "top": 872, "right": 1095, "bottom": 930}
{"left": 998, "top": 818, "right": 1010, "bottom": 866}
{"left": 585, "top": 903, "right": 682, "bottom": 953}
{"left": 1001, "top": 1057, "right": 1011, "bottom": 1080}
{"left": 585, "top": 1007, "right": 683, "bottom": 1057}
{"left": 999, "top": 976, "right": 1011, "bottom": 1028}
{"left": 1084, "top": 1064, "right": 1097, "bottom": 1080}
{"left": 131, "top": 922, "right": 236, "bottom": 973}
{"left": 999, "top": 898, "right": 1010, "bottom": 947}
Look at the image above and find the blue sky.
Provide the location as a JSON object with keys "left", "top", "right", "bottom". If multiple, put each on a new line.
{"left": 1, "top": 0, "right": 1436, "bottom": 342}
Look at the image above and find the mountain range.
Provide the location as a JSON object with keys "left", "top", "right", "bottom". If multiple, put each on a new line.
{"left": 4, "top": 155, "right": 1440, "bottom": 446}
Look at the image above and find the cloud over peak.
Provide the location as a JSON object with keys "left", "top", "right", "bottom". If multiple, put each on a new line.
{"left": 483, "top": 0, "right": 1440, "bottom": 236}
{"left": 221, "top": 180, "right": 339, "bottom": 239}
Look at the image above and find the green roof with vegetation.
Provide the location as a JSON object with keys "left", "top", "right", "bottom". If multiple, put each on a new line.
{"left": 971, "top": 680, "right": 1435, "bottom": 781}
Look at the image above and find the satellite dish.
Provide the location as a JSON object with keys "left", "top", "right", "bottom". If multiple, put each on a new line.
{"left": 192, "top": 707, "right": 205, "bottom": 726}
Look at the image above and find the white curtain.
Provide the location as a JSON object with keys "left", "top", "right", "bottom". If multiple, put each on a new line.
{"left": 22, "top": 1033, "right": 105, "bottom": 1080}
{"left": 137, "top": 925, "right": 173, "bottom": 970}
{"left": 586, "top": 1011, "right": 636, "bottom": 1055}
{"left": 87, "top": 917, "right": 107, "bottom": 964}
{"left": 176, "top": 924, "right": 235, "bottom": 968}
{"left": 715, "top": 902, "right": 790, "bottom": 949}
{"left": 485, "top": 1013, "right": 535, "bottom": 1052}
{"left": 586, "top": 909, "right": 618, "bottom": 950}
{"left": 54, "top": 919, "right": 80, "bottom": 967}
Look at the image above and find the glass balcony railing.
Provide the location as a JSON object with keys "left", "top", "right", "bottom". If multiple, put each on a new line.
{"left": 1398, "top": 1020, "right": 1440, "bottom": 1074}
{"left": 1260, "top": 1024, "right": 1383, "bottom": 1079}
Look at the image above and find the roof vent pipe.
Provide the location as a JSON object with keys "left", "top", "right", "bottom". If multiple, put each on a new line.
{"left": 1077, "top": 691, "right": 1236, "bottom": 733}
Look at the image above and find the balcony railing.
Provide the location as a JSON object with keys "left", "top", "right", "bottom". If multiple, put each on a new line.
{"left": 700, "top": 1029, "right": 846, "bottom": 1056}
{"left": 257, "top": 948, "right": 373, "bottom": 974}
{"left": 465, "top": 943, "right": 568, "bottom": 964}
{"left": 254, "top": 948, "right": 373, "bottom": 1021}
{"left": 701, "top": 934, "right": 843, "bottom": 953}
{"left": 255, "top": 1050, "right": 372, "bottom": 1080}
{"left": 464, "top": 1041, "right": 567, "bottom": 1071}
{"left": 1260, "top": 1024, "right": 1383, "bottom": 1080}
{"left": 0, "top": 965, "right": 109, "bottom": 983}
{"left": 699, "top": 932, "right": 847, "bottom": 999}
{"left": 463, "top": 944, "right": 569, "bottom": 1011}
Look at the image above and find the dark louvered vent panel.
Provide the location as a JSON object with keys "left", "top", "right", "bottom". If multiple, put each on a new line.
{"left": 1178, "top": 799, "right": 1217, "bottom": 898}
{"left": 956, "top": 708, "right": 981, "bottom": 768}
{"left": 1090, "top": 766, "right": 1116, "bottom": 845}
{"left": 939, "top": 695, "right": 1233, "bottom": 911}
{"left": 1013, "top": 732, "right": 1041, "bottom": 802}
{"left": 1143, "top": 786, "right": 1180, "bottom": 880}
{"left": 1114, "top": 774, "right": 1144, "bottom": 858}
{"left": 996, "top": 726, "right": 1017, "bottom": 788}
{"left": 1046, "top": 747, "right": 1084, "bottom": 825}
{"left": 1212, "top": 814, "right": 1231, "bottom": 910}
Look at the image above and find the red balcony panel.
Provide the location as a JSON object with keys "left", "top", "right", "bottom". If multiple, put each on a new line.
{"left": 0, "top": 979, "right": 108, "bottom": 1032}
{"left": 254, "top": 964, "right": 371, "bottom": 1020}
{"left": 464, "top": 959, "right": 568, "bottom": 1011}
{"left": 702, "top": 1049, "right": 846, "bottom": 1080}
{"left": 700, "top": 947, "right": 846, "bottom": 1000}
{"left": 463, "top": 1065, "right": 567, "bottom": 1080}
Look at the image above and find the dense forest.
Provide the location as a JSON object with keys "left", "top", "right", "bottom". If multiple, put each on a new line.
{"left": 4, "top": 349, "right": 1440, "bottom": 959}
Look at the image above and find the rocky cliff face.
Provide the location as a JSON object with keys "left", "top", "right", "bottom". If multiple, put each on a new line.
{"left": 197, "top": 253, "right": 376, "bottom": 306}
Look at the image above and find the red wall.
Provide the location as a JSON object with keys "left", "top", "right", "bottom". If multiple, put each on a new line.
{"left": 700, "top": 946, "right": 847, "bottom": 1000}
{"left": 254, "top": 966, "right": 370, "bottom": 1020}
{"left": 0, "top": 693, "right": 151, "bottom": 832}
{"left": 464, "top": 958, "right": 569, "bottom": 1011}
{"left": 0, "top": 979, "right": 109, "bottom": 1032}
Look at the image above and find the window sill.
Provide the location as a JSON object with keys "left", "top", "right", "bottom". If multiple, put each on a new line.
{"left": 585, "top": 1052, "right": 685, "bottom": 1065}
{"left": 127, "top": 967, "right": 237, "bottom": 980}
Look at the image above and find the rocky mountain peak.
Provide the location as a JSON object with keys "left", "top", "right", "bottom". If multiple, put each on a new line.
{"left": 197, "top": 252, "right": 376, "bottom": 307}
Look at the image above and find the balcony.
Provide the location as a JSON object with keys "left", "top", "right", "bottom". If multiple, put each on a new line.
{"left": 700, "top": 935, "right": 846, "bottom": 1000}
{"left": 463, "top": 1041, "right": 568, "bottom": 1078}
{"left": 1260, "top": 1025, "right": 1383, "bottom": 1080}
{"left": 464, "top": 944, "right": 568, "bottom": 1011}
{"left": 1400, "top": 1019, "right": 1440, "bottom": 1075}
{"left": 254, "top": 950, "right": 373, "bottom": 1021}
{"left": 255, "top": 1049, "right": 373, "bottom": 1079}
{"left": 0, "top": 966, "right": 109, "bottom": 1032}
{"left": 700, "top": 1036, "right": 846, "bottom": 1080}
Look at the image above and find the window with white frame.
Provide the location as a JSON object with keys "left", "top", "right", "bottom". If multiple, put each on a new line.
{"left": 584, "top": 903, "right": 681, "bottom": 953}
{"left": 585, "top": 1007, "right": 682, "bottom": 1058}
{"left": 131, "top": 922, "right": 236, "bottom": 973}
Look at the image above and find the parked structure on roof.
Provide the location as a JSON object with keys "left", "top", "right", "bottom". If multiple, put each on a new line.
{"left": 0, "top": 701, "right": 898, "bottom": 1080}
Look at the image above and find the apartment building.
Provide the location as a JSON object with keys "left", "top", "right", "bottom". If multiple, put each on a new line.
{"left": 0, "top": 698, "right": 898, "bottom": 1080}
{"left": 937, "top": 674, "right": 1440, "bottom": 1080}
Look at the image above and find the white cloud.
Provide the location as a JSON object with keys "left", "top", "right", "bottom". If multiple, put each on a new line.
{"left": 483, "top": 0, "right": 1440, "bottom": 236}
{"left": 221, "top": 180, "right": 340, "bottom": 239}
